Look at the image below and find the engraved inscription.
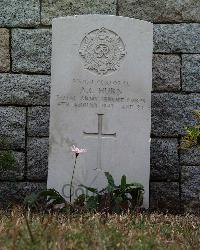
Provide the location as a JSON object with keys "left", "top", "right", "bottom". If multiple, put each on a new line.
{"left": 79, "top": 27, "right": 126, "bottom": 75}
{"left": 56, "top": 78, "right": 146, "bottom": 111}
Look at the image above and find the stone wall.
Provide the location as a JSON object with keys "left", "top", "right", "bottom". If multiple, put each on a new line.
{"left": 0, "top": 0, "right": 199, "bottom": 213}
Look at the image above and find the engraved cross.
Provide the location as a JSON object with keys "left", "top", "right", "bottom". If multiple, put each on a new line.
{"left": 83, "top": 114, "right": 116, "bottom": 170}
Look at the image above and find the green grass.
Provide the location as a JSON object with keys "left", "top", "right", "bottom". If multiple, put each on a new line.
{"left": 0, "top": 208, "right": 199, "bottom": 249}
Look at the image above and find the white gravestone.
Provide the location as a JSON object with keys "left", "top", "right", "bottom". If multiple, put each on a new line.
{"left": 48, "top": 15, "right": 153, "bottom": 208}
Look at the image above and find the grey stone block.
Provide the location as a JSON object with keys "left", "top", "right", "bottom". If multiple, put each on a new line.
{"left": 41, "top": 0, "right": 117, "bottom": 25}
{"left": 0, "top": 151, "right": 25, "bottom": 180}
{"left": 0, "top": 29, "right": 10, "bottom": 72}
{"left": 152, "top": 93, "right": 200, "bottom": 137}
{"left": 181, "top": 166, "right": 200, "bottom": 214}
{"left": 0, "top": 74, "right": 50, "bottom": 105}
{"left": 180, "top": 147, "right": 200, "bottom": 166}
{"left": 0, "top": 182, "right": 46, "bottom": 208}
{"left": 150, "top": 138, "right": 179, "bottom": 181}
{"left": 154, "top": 24, "right": 200, "bottom": 53}
{"left": 150, "top": 182, "right": 180, "bottom": 212}
{"left": 118, "top": 0, "right": 200, "bottom": 23}
{"left": 182, "top": 55, "right": 200, "bottom": 92}
{"left": 0, "top": 107, "right": 26, "bottom": 150}
{"left": 0, "top": 0, "right": 40, "bottom": 27}
{"left": 12, "top": 29, "right": 52, "bottom": 74}
{"left": 27, "top": 138, "right": 49, "bottom": 180}
{"left": 153, "top": 54, "right": 181, "bottom": 91}
{"left": 28, "top": 107, "right": 50, "bottom": 137}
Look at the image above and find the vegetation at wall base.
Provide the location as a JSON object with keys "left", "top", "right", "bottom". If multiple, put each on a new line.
{"left": 25, "top": 172, "right": 144, "bottom": 214}
{"left": 78, "top": 172, "right": 144, "bottom": 213}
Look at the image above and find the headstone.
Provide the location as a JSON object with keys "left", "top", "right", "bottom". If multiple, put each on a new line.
{"left": 48, "top": 15, "right": 153, "bottom": 208}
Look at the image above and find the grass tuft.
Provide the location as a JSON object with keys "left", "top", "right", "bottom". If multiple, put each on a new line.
{"left": 0, "top": 207, "right": 199, "bottom": 249}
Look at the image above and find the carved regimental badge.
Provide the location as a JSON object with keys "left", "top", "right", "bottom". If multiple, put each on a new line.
{"left": 79, "top": 27, "right": 126, "bottom": 76}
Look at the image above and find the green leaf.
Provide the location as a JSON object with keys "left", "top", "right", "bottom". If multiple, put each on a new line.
{"left": 120, "top": 175, "right": 126, "bottom": 192}
{"left": 104, "top": 172, "right": 115, "bottom": 192}
{"left": 104, "top": 172, "right": 115, "bottom": 186}
{"left": 126, "top": 182, "right": 144, "bottom": 190}
{"left": 39, "top": 189, "right": 59, "bottom": 196}
{"left": 24, "top": 193, "right": 40, "bottom": 207}
{"left": 37, "top": 189, "right": 66, "bottom": 205}
{"left": 186, "top": 127, "right": 199, "bottom": 137}
{"left": 86, "top": 196, "right": 99, "bottom": 211}
{"left": 74, "top": 194, "right": 86, "bottom": 204}
{"left": 79, "top": 184, "right": 98, "bottom": 194}
{"left": 98, "top": 187, "right": 107, "bottom": 194}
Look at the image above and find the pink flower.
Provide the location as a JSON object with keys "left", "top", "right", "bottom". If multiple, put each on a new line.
{"left": 71, "top": 145, "right": 87, "bottom": 155}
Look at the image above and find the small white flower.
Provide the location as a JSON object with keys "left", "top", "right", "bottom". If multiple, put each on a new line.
{"left": 71, "top": 145, "right": 87, "bottom": 154}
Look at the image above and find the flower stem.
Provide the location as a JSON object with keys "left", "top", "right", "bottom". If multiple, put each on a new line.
{"left": 70, "top": 153, "right": 78, "bottom": 202}
{"left": 24, "top": 211, "right": 34, "bottom": 243}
